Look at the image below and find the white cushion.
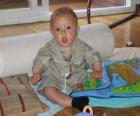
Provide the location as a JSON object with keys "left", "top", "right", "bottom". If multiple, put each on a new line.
{"left": 0, "top": 31, "right": 52, "bottom": 77}
{"left": 79, "top": 23, "right": 114, "bottom": 59}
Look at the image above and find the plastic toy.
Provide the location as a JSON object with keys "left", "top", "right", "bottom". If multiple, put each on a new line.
{"left": 75, "top": 106, "right": 94, "bottom": 116}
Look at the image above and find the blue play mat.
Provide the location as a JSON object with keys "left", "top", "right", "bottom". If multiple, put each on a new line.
{"left": 70, "top": 58, "right": 140, "bottom": 108}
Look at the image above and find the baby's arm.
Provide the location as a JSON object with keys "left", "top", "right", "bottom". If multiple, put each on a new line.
{"left": 32, "top": 66, "right": 42, "bottom": 85}
{"left": 32, "top": 45, "right": 49, "bottom": 84}
{"left": 85, "top": 49, "right": 102, "bottom": 79}
{"left": 92, "top": 59, "right": 102, "bottom": 79}
{"left": 91, "top": 51, "right": 102, "bottom": 79}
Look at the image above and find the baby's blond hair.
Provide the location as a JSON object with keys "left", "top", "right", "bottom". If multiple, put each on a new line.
{"left": 50, "top": 7, "right": 78, "bottom": 28}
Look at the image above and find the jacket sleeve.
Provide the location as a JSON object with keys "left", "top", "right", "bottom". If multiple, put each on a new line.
{"left": 32, "top": 46, "right": 50, "bottom": 71}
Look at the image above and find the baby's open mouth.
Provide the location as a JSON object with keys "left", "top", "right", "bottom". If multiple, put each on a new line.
{"left": 62, "top": 37, "right": 68, "bottom": 43}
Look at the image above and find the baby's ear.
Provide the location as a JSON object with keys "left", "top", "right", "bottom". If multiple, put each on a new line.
{"left": 76, "top": 26, "right": 80, "bottom": 35}
{"left": 50, "top": 28, "right": 53, "bottom": 34}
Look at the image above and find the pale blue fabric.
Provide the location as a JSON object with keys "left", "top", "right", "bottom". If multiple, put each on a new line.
{"left": 89, "top": 97, "right": 140, "bottom": 108}
{"left": 75, "top": 112, "right": 93, "bottom": 116}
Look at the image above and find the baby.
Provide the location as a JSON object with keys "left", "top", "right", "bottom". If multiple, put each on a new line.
{"left": 32, "top": 7, "right": 102, "bottom": 111}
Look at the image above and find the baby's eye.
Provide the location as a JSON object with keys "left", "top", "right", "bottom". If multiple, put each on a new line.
{"left": 55, "top": 28, "right": 60, "bottom": 32}
{"left": 67, "top": 26, "right": 71, "bottom": 30}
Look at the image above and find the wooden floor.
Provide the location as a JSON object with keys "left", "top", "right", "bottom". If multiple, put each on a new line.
{"left": 0, "top": 13, "right": 140, "bottom": 48}
{"left": 0, "top": 0, "right": 125, "bottom": 10}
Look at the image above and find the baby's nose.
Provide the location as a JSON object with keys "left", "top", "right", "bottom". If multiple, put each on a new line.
{"left": 61, "top": 29, "right": 66, "bottom": 35}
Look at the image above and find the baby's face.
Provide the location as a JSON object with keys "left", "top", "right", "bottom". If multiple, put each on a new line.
{"left": 51, "top": 14, "right": 79, "bottom": 47}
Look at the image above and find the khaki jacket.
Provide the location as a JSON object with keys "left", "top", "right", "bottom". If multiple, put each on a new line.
{"left": 33, "top": 38, "right": 101, "bottom": 93}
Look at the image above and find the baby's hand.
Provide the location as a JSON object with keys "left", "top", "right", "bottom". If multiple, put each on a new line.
{"left": 32, "top": 67, "right": 42, "bottom": 85}
{"left": 92, "top": 69, "right": 102, "bottom": 79}
{"left": 92, "top": 62, "right": 102, "bottom": 79}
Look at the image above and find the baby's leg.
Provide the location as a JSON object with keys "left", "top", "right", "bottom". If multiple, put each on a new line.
{"left": 43, "top": 86, "right": 72, "bottom": 106}
{"left": 43, "top": 86, "right": 89, "bottom": 111}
